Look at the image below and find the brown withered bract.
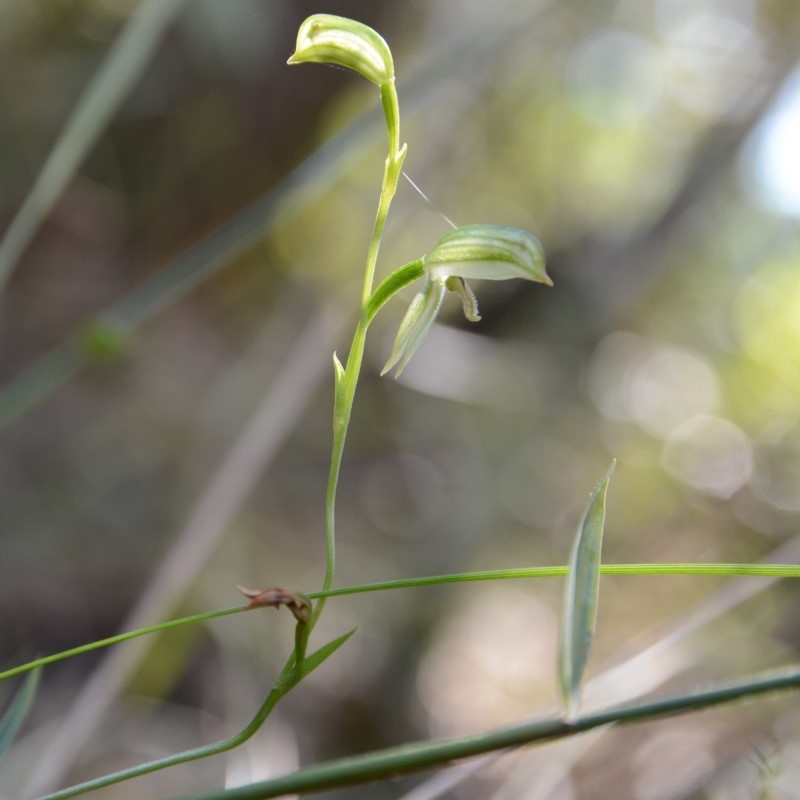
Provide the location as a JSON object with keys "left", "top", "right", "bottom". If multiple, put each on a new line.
{"left": 236, "top": 585, "right": 312, "bottom": 625}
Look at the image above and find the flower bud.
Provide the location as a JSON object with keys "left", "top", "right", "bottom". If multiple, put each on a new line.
{"left": 424, "top": 224, "right": 551, "bottom": 285}
{"left": 288, "top": 14, "right": 394, "bottom": 86}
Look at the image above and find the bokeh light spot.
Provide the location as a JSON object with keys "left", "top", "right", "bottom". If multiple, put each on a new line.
{"left": 565, "top": 29, "right": 662, "bottom": 126}
{"left": 587, "top": 332, "right": 719, "bottom": 438}
{"left": 662, "top": 415, "right": 752, "bottom": 498}
{"left": 746, "top": 68, "right": 800, "bottom": 217}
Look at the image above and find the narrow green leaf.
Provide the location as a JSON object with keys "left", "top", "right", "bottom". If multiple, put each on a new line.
{"left": 0, "top": 668, "right": 40, "bottom": 758}
{"left": 558, "top": 460, "right": 616, "bottom": 719}
{"left": 295, "top": 628, "right": 356, "bottom": 682}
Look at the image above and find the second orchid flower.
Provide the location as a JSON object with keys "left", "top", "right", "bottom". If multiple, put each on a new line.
{"left": 378, "top": 224, "right": 551, "bottom": 376}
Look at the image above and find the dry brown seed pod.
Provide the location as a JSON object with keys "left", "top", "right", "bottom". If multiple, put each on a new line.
{"left": 236, "top": 585, "right": 312, "bottom": 625}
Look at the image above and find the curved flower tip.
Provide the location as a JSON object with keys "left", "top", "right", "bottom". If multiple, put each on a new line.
{"left": 424, "top": 224, "right": 551, "bottom": 286}
{"left": 288, "top": 14, "right": 394, "bottom": 86}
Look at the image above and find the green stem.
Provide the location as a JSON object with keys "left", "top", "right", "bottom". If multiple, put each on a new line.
{"left": 9, "top": 561, "right": 800, "bottom": 795}
{"left": 31, "top": 658, "right": 296, "bottom": 800}
{"left": 170, "top": 662, "right": 800, "bottom": 800}
{"left": 313, "top": 83, "right": 405, "bottom": 628}
{"left": 380, "top": 82, "right": 401, "bottom": 166}
{"left": 0, "top": 606, "right": 242, "bottom": 682}
{"left": 11, "top": 106, "right": 409, "bottom": 794}
{"left": 34, "top": 631, "right": 353, "bottom": 800}
{"left": 5, "top": 563, "right": 800, "bottom": 683}
{"left": 313, "top": 561, "right": 800, "bottom": 597}
{"left": 13, "top": 78, "right": 407, "bottom": 800}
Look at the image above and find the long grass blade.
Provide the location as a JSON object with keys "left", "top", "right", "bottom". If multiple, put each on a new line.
{"left": 0, "top": 668, "right": 40, "bottom": 757}
{"left": 558, "top": 460, "right": 616, "bottom": 719}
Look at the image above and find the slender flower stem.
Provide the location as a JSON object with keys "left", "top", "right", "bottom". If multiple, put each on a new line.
{"left": 313, "top": 81, "right": 405, "bottom": 627}
{"left": 380, "top": 82, "right": 401, "bottom": 161}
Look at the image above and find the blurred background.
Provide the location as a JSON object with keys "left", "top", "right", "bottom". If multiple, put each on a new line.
{"left": 2, "top": 0, "right": 800, "bottom": 798}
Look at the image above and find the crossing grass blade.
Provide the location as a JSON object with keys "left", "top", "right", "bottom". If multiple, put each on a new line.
{"left": 558, "top": 460, "right": 616, "bottom": 719}
{"left": 0, "top": 668, "right": 40, "bottom": 758}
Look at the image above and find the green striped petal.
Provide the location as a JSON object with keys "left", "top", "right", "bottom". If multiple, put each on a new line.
{"left": 288, "top": 14, "right": 394, "bottom": 86}
{"left": 381, "top": 276, "right": 446, "bottom": 377}
{"left": 424, "top": 224, "right": 551, "bottom": 285}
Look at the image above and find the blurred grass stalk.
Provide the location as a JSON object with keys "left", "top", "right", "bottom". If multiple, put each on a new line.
{"left": 0, "top": 122, "right": 376, "bottom": 432}
{"left": 0, "top": 0, "right": 555, "bottom": 432}
{"left": 0, "top": 0, "right": 189, "bottom": 295}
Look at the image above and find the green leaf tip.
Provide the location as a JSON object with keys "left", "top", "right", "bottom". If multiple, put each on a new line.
{"left": 381, "top": 224, "right": 550, "bottom": 377}
{"left": 558, "top": 459, "right": 616, "bottom": 720}
{"left": 288, "top": 14, "right": 394, "bottom": 86}
{"left": 332, "top": 352, "right": 345, "bottom": 383}
{"left": 296, "top": 628, "right": 357, "bottom": 681}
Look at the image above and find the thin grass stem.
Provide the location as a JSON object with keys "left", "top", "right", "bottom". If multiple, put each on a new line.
{"left": 169, "top": 662, "right": 800, "bottom": 800}
{"left": 0, "top": 0, "right": 188, "bottom": 294}
{"left": 5, "top": 562, "right": 800, "bottom": 682}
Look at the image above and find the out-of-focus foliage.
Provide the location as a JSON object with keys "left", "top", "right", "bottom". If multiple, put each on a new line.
{"left": 2, "top": 1, "right": 800, "bottom": 798}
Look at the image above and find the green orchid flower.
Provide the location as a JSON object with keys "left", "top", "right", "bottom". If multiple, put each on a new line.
{"left": 380, "top": 224, "right": 551, "bottom": 376}
{"left": 287, "top": 13, "right": 394, "bottom": 86}
{"left": 288, "top": 13, "right": 402, "bottom": 163}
